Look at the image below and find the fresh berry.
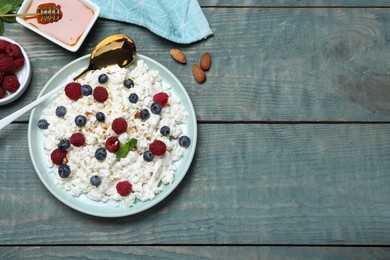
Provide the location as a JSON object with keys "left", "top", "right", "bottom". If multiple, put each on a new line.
{"left": 96, "top": 112, "right": 105, "bottom": 122}
{"left": 129, "top": 93, "right": 138, "bottom": 103}
{"left": 116, "top": 181, "right": 132, "bottom": 196}
{"left": 0, "top": 87, "right": 6, "bottom": 99}
{"left": 90, "top": 175, "right": 101, "bottom": 187}
{"left": 153, "top": 92, "right": 169, "bottom": 107}
{"left": 105, "top": 136, "right": 120, "bottom": 153}
{"left": 50, "top": 148, "right": 67, "bottom": 165}
{"left": 81, "top": 84, "right": 92, "bottom": 96}
{"left": 140, "top": 109, "right": 150, "bottom": 120}
{"left": 37, "top": 119, "right": 49, "bottom": 129}
{"left": 14, "top": 58, "right": 24, "bottom": 69}
{"left": 0, "top": 40, "right": 8, "bottom": 52}
{"left": 0, "top": 56, "right": 16, "bottom": 74}
{"left": 6, "top": 43, "right": 21, "bottom": 59}
{"left": 151, "top": 103, "right": 162, "bottom": 114}
{"left": 93, "top": 86, "right": 108, "bottom": 102}
{"left": 70, "top": 133, "right": 85, "bottom": 147}
{"left": 58, "top": 164, "right": 71, "bottom": 178}
{"left": 2, "top": 74, "right": 19, "bottom": 93}
{"left": 98, "top": 73, "right": 108, "bottom": 84}
{"left": 55, "top": 106, "right": 66, "bottom": 117}
{"left": 64, "top": 82, "right": 82, "bottom": 101}
{"left": 58, "top": 139, "right": 70, "bottom": 151}
{"left": 179, "top": 135, "right": 191, "bottom": 148}
{"left": 75, "top": 115, "right": 87, "bottom": 127}
{"left": 111, "top": 117, "right": 127, "bottom": 134}
{"left": 123, "top": 78, "right": 134, "bottom": 88}
{"left": 143, "top": 150, "right": 154, "bottom": 162}
{"left": 149, "top": 140, "right": 166, "bottom": 156}
{"left": 95, "top": 147, "right": 107, "bottom": 160}
{"left": 160, "top": 126, "right": 170, "bottom": 136}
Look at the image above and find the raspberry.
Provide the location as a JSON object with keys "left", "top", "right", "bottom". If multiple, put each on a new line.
{"left": 50, "top": 148, "right": 67, "bottom": 165}
{"left": 2, "top": 74, "right": 19, "bottom": 93}
{"left": 93, "top": 86, "right": 108, "bottom": 102}
{"left": 70, "top": 133, "right": 85, "bottom": 147}
{"left": 111, "top": 117, "right": 127, "bottom": 134}
{"left": 0, "top": 87, "right": 5, "bottom": 99}
{"left": 105, "top": 136, "right": 120, "bottom": 153}
{"left": 0, "top": 40, "right": 8, "bottom": 52}
{"left": 6, "top": 43, "right": 21, "bottom": 59}
{"left": 149, "top": 140, "right": 166, "bottom": 156}
{"left": 14, "top": 58, "right": 24, "bottom": 69}
{"left": 153, "top": 92, "right": 169, "bottom": 107}
{"left": 116, "top": 181, "right": 132, "bottom": 196}
{"left": 0, "top": 56, "right": 16, "bottom": 74}
{"left": 65, "top": 82, "right": 82, "bottom": 100}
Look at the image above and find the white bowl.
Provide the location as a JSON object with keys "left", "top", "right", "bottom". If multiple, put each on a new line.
{"left": 0, "top": 36, "right": 32, "bottom": 105}
{"left": 16, "top": 0, "right": 100, "bottom": 52}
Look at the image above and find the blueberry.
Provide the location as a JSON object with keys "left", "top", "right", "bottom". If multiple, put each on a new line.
{"left": 95, "top": 147, "right": 107, "bottom": 160}
{"left": 98, "top": 73, "right": 108, "bottom": 84}
{"left": 37, "top": 119, "right": 49, "bottom": 129}
{"left": 129, "top": 93, "right": 138, "bottom": 103}
{"left": 58, "top": 139, "right": 70, "bottom": 151}
{"left": 160, "top": 126, "right": 170, "bottom": 136}
{"left": 58, "top": 164, "right": 71, "bottom": 178}
{"left": 75, "top": 115, "right": 87, "bottom": 127}
{"left": 96, "top": 112, "right": 105, "bottom": 122}
{"left": 55, "top": 106, "right": 66, "bottom": 117}
{"left": 143, "top": 150, "right": 154, "bottom": 162}
{"left": 90, "top": 175, "right": 101, "bottom": 187}
{"left": 81, "top": 84, "right": 92, "bottom": 96}
{"left": 179, "top": 135, "right": 191, "bottom": 148}
{"left": 151, "top": 103, "right": 162, "bottom": 114}
{"left": 140, "top": 109, "right": 150, "bottom": 120}
{"left": 123, "top": 79, "right": 134, "bottom": 88}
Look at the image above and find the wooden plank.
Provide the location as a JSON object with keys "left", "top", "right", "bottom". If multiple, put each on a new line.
{"left": 199, "top": 0, "right": 390, "bottom": 6}
{"left": 2, "top": 7, "right": 390, "bottom": 122}
{"left": 1, "top": 124, "right": 389, "bottom": 244}
{"left": 0, "top": 246, "right": 389, "bottom": 259}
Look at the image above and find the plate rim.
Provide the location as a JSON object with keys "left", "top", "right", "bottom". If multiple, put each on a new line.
{"left": 28, "top": 54, "right": 197, "bottom": 217}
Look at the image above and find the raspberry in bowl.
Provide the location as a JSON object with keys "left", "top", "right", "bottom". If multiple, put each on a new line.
{"left": 0, "top": 36, "right": 32, "bottom": 105}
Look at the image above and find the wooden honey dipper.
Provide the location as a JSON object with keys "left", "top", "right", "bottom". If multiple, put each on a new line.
{"left": 0, "top": 3, "right": 62, "bottom": 24}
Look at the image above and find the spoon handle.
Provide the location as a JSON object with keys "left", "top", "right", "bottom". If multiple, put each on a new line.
{"left": 0, "top": 83, "right": 64, "bottom": 130}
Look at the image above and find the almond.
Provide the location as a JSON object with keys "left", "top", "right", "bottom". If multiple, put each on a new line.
{"left": 192, "top": 64, "right": 206, "bottom": 83}
{"left": 170, "top": 48, "right": 186, "bottom": 64}
{"left": 200, "top": 52, "right": 211, "bottom": 71}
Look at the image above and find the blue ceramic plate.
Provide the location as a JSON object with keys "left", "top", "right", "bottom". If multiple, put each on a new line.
{"left": 28, "top": 54, "right": 197, "bottom": 217}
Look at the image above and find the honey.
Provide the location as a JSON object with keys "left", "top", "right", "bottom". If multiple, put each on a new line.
{"left": 25, "top": 0, "right": 94, "bottom": 46}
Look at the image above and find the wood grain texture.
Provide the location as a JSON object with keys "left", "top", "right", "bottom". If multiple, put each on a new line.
{"left": 2, "top": 8, "right": 390, "bottom": 121}
{"left": 198, "top": 0, "right": 390, "bottom": 7}
{"left": 0, "top": 246, "right": 389, "bottom": 259}
{"left": 1, "top": 124, "right": 389, "bottom": 244}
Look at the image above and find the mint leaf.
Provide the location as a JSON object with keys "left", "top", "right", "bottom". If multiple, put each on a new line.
{"left": 0, "top": 4, "right": 12, "bottom": 14}
{"left": 0, "top": 19, "right": 4, "bottom": 36}
{"left": 6, "top": 0, "right": 23, "bottom": 10}
{"left": 1, "top": 16, "right": 16, "bottom": 23}
{"left": 116, "top": 144, "right": 130, "bottom": 159}
{"left": 116, "top": 138, "right": 138, "bottom": 159}
{"left": 126, "top": 138, "right": 137, "bottom": 150}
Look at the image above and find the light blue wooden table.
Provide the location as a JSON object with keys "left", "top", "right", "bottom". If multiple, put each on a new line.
{"left": 0, "top": 1, "right": 389, "bottom": 259}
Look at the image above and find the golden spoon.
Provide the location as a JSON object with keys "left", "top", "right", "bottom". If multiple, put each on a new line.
{"left": 73, "top": 34, "right": 136, "bottom": 80}
{"left": 0, "top": 34, "right": 136, "bottom": 130}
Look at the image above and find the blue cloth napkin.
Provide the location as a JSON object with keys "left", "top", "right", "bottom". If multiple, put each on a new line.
{"left": 90, "top": 0, "right": 213, "bottom": 44}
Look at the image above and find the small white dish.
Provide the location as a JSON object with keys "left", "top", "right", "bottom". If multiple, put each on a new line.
{"left": 0, "top": 36, "right": 32, "bottom": 106}
{"left": 16, "top": 0, "right": 100, "bottom": 52}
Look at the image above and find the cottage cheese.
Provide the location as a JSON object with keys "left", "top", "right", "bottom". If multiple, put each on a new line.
{"left": 40, "top": 60, "right": 188, "bottom": 207}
